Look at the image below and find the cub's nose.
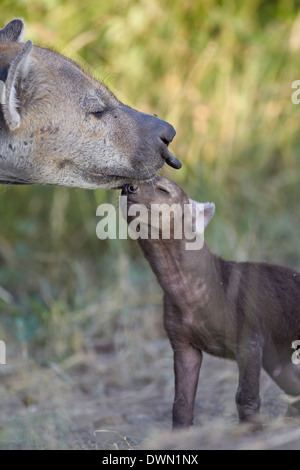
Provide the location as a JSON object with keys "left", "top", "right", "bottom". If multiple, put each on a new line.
{"left": 121, "top": 184, "right": 139, "bottom": 196}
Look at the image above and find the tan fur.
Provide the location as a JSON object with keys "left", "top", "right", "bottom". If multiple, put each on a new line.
{"left": 0, "top": 19, "right": 179, "bottom": 189}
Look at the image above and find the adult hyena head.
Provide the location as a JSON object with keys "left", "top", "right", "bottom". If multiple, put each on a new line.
{"left": 0, "top": 19, "right": 181, "bottom": 189}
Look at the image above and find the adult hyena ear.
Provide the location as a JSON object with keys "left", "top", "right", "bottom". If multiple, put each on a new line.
{"left": 0, "top": 19, "right": 26, "bottom": 43}
{"left": 2, "top": 40, "right": 33, "bottom": 131}
{"left": 189, "top": 199, "right": 215, "bottom": 231}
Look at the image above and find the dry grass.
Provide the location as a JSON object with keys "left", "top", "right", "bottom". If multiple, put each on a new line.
{"left": 1, "top": 330, "right": 300, "bottom": 450}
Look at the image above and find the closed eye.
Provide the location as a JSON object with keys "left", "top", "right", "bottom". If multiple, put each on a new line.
{"left": 91, "top": 110, "right": 106, "bottom": 119}
{"left": 157, "top": 186, "right": 170, "bottom": 195}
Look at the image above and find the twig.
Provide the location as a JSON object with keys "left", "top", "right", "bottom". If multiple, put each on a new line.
{"left": 94, "top": 429, "right": 134, "bottom": 450}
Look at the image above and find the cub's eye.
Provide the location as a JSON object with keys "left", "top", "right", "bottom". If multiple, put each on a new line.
{"left": 157, "top": 186, "right": 170, "bottom": 195}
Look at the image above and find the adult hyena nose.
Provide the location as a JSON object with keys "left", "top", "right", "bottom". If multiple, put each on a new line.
{"left": 151, "top": 117, "right": 182, "bottom": 170}
{"left": 159, "top": 122, "right": 176, "bottom": 147}
{"left": 123, "top": 106, "right": 182, "bottom": 170}
{"left": 159, "top": 123, "right": 182, "bottom": 169}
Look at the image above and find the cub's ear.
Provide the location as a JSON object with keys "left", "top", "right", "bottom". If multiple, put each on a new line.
{"left": 203, "top": 202, "right": 215, "bottom": 228}
{"left": 2, "top": 40, "right": 33, "bottom": 131}
{"left": 189, "top": 199, "right": 215, "bottom": 231}
{"left": 0, "top": 19, "right": 26, "bottom": 43}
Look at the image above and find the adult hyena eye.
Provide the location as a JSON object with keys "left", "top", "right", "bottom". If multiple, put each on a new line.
{"left": 91, "top": 110, "right": 105, "bottom": 119}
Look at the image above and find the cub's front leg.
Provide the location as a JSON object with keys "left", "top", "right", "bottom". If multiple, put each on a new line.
{"left": 163, "top": 296, "right": 202, "bottom": 429}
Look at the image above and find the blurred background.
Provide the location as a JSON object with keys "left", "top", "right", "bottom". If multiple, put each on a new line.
{"left": 0, "top": 0, "right": 299, "bottom": 450}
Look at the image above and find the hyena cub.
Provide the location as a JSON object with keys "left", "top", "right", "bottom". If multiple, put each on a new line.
{"left": 122, "top": 177, "right": 300, "bottom": 428}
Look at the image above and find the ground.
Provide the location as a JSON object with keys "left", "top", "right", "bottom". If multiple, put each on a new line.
{"left": 1, "top": 334, "right": 300, "bottom": 450}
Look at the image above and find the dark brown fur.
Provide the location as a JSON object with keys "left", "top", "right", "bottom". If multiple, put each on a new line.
{"left": 122, "top": 177, "right": 300, "bottom": 428}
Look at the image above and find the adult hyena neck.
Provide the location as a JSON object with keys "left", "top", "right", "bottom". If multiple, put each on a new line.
{"left": 138, "top": 237, "right": 222, "bottom": 310}
{"left": 0, "top": 131, "right": 33, "bottom": 184}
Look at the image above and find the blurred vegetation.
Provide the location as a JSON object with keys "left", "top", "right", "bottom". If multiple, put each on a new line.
{"left": 0, "top": 0, "right": 299, "bottom": 363}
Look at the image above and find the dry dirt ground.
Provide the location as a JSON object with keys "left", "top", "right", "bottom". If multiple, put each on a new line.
{"left": 1, "top": 335, "right": 300, "bottom": 450}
